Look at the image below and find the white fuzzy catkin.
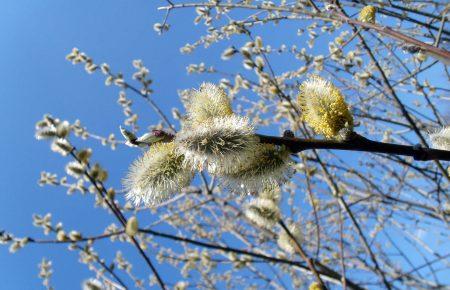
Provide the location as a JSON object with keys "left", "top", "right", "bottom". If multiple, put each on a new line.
{"left": 51, "top": 138, "right": 73, "bottom": 156}
{"left": 82, "top": 278, "right": 104, "bottom": 290}
{"left": 35, "top": 127, "right": 57, "bottom": 140}
{"left": 176, "top": 115, "right": 258, "bottom": 172}
{"left": 184, "top": 83, "right": 233, "bottom": 125}
{"left": 244, "top": 198, "right": 280, "bottom": 229}
{"left": 124, "top": 142, "right": 193, "bottom": 207}
{"left": 429, "top": 126, "right": 450, "bottom": 151}
{"left": 277, "top": 224, "right": 302, "bottom": 254}
{"left": 221, "top": 143, "right": 293, "bottom": 193}
{"left": 258, "top": 183, "right": 282, "bottom": 202}
{"left": 66, "top": 161, "right": 85, "bottom": 178}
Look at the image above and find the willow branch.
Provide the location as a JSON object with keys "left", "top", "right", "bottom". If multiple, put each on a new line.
{"left": 27, "top": 231, "right": 128, "bottom": 289}
{"left": 139, "top": 228, "right": 366, "bottom": 290}
{"left": 69, "top": 149, "right": 167, "bottom": 290}
{"left": 257, "top": 133, "right": 450, "bottom": 162}
{"left": 159, "top": 2, "right": 450, "bottom": 63}
{"left": 278, "top": 220, "right": 327, "bottom": 289}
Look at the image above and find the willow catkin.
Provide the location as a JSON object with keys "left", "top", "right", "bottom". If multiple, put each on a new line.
{"left": 184, "top": 82, "right": 233, "bottom": 125}
{"left": 176, "top": 115, "right": 258, "bottom": 172}
{"left": 298, "top": 75, "right": 353, "bottom": 139}
{"left": 124, "top": 142, "right": 193, "bottom": 207}
{"left": 244, "top": 198, "right": 280, "bottom": 229}
{"left": 220, "top": 143, "right": 293, "bottom": 193}
{"left": 429, "top": 126, "right": 450, "bottom": 151}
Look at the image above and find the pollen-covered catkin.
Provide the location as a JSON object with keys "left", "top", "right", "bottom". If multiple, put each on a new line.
{"left": 298, "top": 75, "right": 353, "bottom": 139}
{"left": 359, "top": 5, "right": 376, "bottom": 24}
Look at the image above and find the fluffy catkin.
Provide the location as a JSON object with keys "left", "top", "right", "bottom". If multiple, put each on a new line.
{"left": 277, "top": 223, "right": 303, "bottom": 254}
{"left": 124, "top": 142, "right": 193, "bottom": 207}
{"left": 244, "top": 198, "right": 280, "bottom": 229}
{"left": 359, "top": 5, "right": 376, "bottom": 23}
{"left": 298, "top": 75, "right": 353, "bottom": 139}
{"left": 429, "top": 126, "right": 450, "bottom": 151}
{"left": 220, "top": 143, "right": 293, "bottom": 193}
{"left": 184, "top": 83, "right": 233, "bottom": 125}
{"left": 175, "top": 115, "right": 258, "bottom": 172}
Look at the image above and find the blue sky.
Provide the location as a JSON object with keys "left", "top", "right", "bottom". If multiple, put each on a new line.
{"left": 0, "top": 0, "right": 209, "bottom": 288}
{"left": 1, "top": 0, "right": 449, "bottom": 289}
{"left": 1, "top": 1, "right": 283, "bottom": 288}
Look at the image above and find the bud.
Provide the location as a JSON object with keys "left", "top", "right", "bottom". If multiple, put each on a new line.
{"left": 221, "top": 47, "right": 237, "bottom": 60}
{"left": 35, "top": 128, "right": 57, "bottom": 140}
{"left": 82, "top": 278, "right": 103, "bottom": 290}
{"left": 76, "top": 148, "right": 92, "bottom": 164}
{"left": 100, "top": 63, "right": 110, "bottom": 75}
{"left": 56, "top": 121, "right": 70, "bottom": 138}
{"left": 126, "top": 216, "right": 139, "bottom": 236}
{"left": 69, "top": 231, "right": 82, "bottom": 241}
{"left": 56, "top": 230, "right": 68, "bottom": 242}
{"left": 66, "top": 161, "right": 85, "bottom": 178}
{"left": 66, "top": 47, "right": 80, "bottom": 62}
{"left": 105, "top": 76, "right": 114, "bottom": 86}
{"left": 51, "top": 138, "right": 73, "bottom": 156}
{"left": 243, "top": 59, "right": 255, "bottom": 70}
{"left": 244, "top": 198, "right": 280, "bottom": 229}
{"left": 89, "top": 163, "right": 108, "bottom": 182}
{"left": 107, "top": 188, "right": 116, "bottom": 201}
{"left": 277, "top": 224, "right": 302, "bottom": 254}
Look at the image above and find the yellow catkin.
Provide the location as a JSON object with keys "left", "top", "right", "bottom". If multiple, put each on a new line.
{"left": 359, "top": 5, "right": 376, "bottom": 24}
{"left": 298, "top": 75, "right": 353, "bottom": 139}
{"left": 309, "top": 282, "right": 323, "bottom": 290}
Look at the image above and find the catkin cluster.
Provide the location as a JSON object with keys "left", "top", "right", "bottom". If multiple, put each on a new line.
{"left": 124, "top": 78, "right": 356, "bottom": 206}
{"left": 36, "top": 79, "right": 355, "bottom": 208}
{"left": 124, "top": 83, "right": 294, "bottom": 206}
{"left": 176, "top": 83, "right": 293, "bottom": 194}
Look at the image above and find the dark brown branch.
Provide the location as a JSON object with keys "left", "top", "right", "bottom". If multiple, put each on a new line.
{"left": 257, "top": 133, "right": 450, "bottom": 162}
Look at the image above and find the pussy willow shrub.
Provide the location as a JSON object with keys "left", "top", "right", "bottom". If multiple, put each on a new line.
{"left": 2, "top": 1, "right": 450, "bottom": 289}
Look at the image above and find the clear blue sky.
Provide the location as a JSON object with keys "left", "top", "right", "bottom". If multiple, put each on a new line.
{"left": 0, "top": 0, "right": 219, "bottom": 288}
{"left": 1, "top": 0, "right": 448, "bottom": 289}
